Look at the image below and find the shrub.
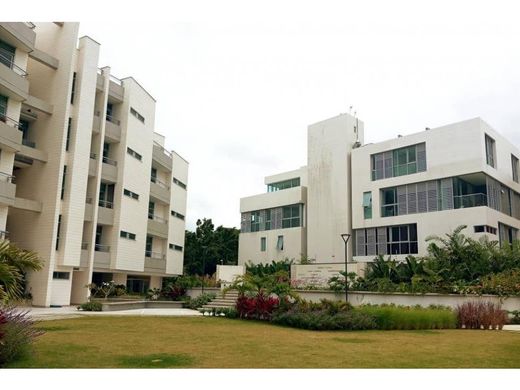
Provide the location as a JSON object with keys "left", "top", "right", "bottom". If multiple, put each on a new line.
{"left": 509, "top": 310, "right": 520, "bottom": 324}
{"left": 456, "top": 301, "right": 508, "bottom": 330}
{"left": 211, "top": 307, "right": 238, "bottom": 318}
{"left": 272, "top": 310, "right": 376, "bottom": 331}
{"left": 184, "top": 293, "right": 216, "bottom": 310}
{"left": 357, "top": 304, "right": 457, "bottom": 330}
{"left": 236, "top": 291, "right": 280, "bottom": 320}
{"left": 0, "top": 306, "right": 43, "bottom": 366}
{"left": 78, "top": 301, "right": 102, "bottom": 311}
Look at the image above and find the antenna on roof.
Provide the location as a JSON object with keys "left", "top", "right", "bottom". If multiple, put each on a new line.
{"left": 349, "top": 105, "right": 353, "bottom": 114}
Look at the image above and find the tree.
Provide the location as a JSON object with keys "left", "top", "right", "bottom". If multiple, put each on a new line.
{"left": 0, "top": 240, "right": 43, "bottom": 303}
{"left": 183, "top": 218, "right": 239, "bottom": 275}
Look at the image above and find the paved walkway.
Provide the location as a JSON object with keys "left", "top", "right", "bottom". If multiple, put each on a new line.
{"left": 22, "top": 306, "right": 202, "bottom": 321}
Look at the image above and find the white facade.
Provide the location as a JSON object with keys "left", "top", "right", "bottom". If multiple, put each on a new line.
{"left": 238, "top": 114, "right": 520, "bottom": 271}
{"left": 0, "top": 22, "right": 188, "bottom": 306}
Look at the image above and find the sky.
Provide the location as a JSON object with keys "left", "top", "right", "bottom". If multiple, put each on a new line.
{"left": 21, "top": 1, "right": 520, "bottom": 230}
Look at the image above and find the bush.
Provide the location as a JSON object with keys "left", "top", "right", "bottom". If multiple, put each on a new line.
{"left": 0, "top": 306, "right": 43, "bottom": 366}
{"left": 456, "top": 301, "right": 508, "bottom": 330}
{"left": 78, "top": 301, "right": 102, "bottom": 311}
{"left": 272, "top": 310, "right": 376, "bottom": 331}
{"left": 207, "top": 307, "right": 238, "bottom": 318}
{"left": 357, "top": 304, "right": 457, "bottom": 330}
{"left": 236, "top": 291, "right": 280, "bottom": 320}
{"left": 184, "top": 293, "right": 216, "bottom": 310}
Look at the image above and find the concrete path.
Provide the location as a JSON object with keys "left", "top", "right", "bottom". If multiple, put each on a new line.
{"left": 503, "top": 325, "right": 520, "bottom": 332}
{"left": 21, "top": 306, "right": 202, "bottom": 321}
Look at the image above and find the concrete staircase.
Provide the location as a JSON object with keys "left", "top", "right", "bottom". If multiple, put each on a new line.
{"left": 199, "top": 289, "right": 239, "bottom": 313}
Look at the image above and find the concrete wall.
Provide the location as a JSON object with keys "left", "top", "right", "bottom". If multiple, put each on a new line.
{"left": 216, "top": 264, "right": 245, "bottom": 283}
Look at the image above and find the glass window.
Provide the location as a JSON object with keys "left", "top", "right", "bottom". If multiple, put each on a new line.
{"left": 251, "top": 211, "right": 261, "bottom": 232}
{"left": 485, "top": 134, "right": 496, "bottom": 168}
{"left": 277, "top": 235, "right": 284, "bottom": 250}
{"left": 512, "top": 155, "right": 519, "bottom": 183}
{"left": 381, "top": 188, "right": 398, "bottom": 217}
{"left": 260, "top": 237, "right": 266, "bottom": 252}
{"left": 282, "top": 204, "right": 300, "bottom": 228}
{"left": 267, "top": 177, "right": 301, "bottom": 192}
{"left": 265, "top": 209, "right": 271, "bottom": 230}
{"left": 363, "top": 191, "right": 372, "bottom": 219}
{"left": 0, "top": 40, "right": 16, "bottom": 69}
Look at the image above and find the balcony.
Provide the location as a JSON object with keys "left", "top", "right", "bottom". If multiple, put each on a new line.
{"left": 84, "top": 197, "right": 94, "bottom": 221}
{"left": 97, "top": 201, "right": 114, "bottom": 225}
{"left": 108, "top": 77, "right": 124, "bottom": 102}
{"left": 0, "top": 23, "right": 36, "bottom": 51}
{"left": 0, "top": 48, "right": 29, "bottom": 100}
{"left": 144, "top": 255, "right": 167, "bottom": 274}
{"left": 101, "top": 156, "right": 118, "bottom": 182}
{"left": 92, "top": 111, "right": 101, "bottom": 134}
{"left": 104, "top": 114, "right": 121, "bottom": 142}
{"left": 0, "top": 230, "right": 9, "bottom": 240}
{"left": 454, "top": 193, "right": 488, "bottom": 209}
{"left": 0, "top": 115, "right": 22, "bottom": 151}
{"left": 152, "top": 142, "right": 172, "bottom": 171}
{"left": 0, "top": 172, "right": 16, "bottom": 207}
{"left": 88, "top": 153, "right": 97, "bottom": 177}
{"left": 147, "top": 216, "right": 168, "bottom": 239}
{"left": 93, "top": 245, "right": 111, "bottom": 269}
{"left": 80, "top": 243, "right": 89, "bottom": 268}
{"left": 150, "top": 178, "right": 170, "bottom": 204}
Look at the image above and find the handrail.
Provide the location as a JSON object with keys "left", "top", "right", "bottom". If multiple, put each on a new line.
{"left": 0, "top": 48, "right": 28, "bottom": 77}
{"left": 102, "top": 156, "right": 117, "bottom": 166}
{"left": 148, "top": 213, "right": 168, "bottom": 224}
{"left": 0, "top": 112, "right": 22, "bottom": 129}
{"left": 0, "top": 230, "right": 9, "bottom": 239}
{"left": 454, "top": 193, "right": 488, "bottom": 208}
{"left": 150, "top": 176, "right": 170, "bottom": 190}
{"left": 0, "top": 172, "right": 15, "bottom": 183}
{"left": 145, "top": 250, "right": 166, "bottom": 260}
{"left": 109, "top": 75, "right": 122, "bottom": 86}
{"left": 98, "top": 199, "right": 114, "bottom": 209}
{"left": 95, "top": 244, "right": 110, "bottom": 252}
{"left": 153, "top": 141, "right": 173, "bottom": 158}
{"left": 105, "top": 113, "right": 121, "bottom": 126}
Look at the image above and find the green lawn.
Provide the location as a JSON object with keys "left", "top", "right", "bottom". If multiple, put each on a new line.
{"left": 7, "top": 316, "right": 520, "bottom": 368}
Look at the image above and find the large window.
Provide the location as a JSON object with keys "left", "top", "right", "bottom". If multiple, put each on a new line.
{"left": 512, "top": 154, "right": 519, "bottom": 183}
{"left": 363, "top": 191, "right": 372, "bottom": 219}
{"left": 264, "top": 209, "right": 271, "bottom": 230}
{"left": 251, "top": 211, "right": 261, "bottom": 232}
{"left": 267, "top": 178, "right": 300, "bottom": 192}
{"left": 0, "top": 40, "right": 15, "bottom": 69}
{"left": 355, "top": 224, "right": 418, "bottom": 256}
{"left": 381, "top": 188, "right": 398, "bottom": 217}
{"left": 498, "top": 223, "right": 518, "bottom": 246}
{"left": 282, "top": 205, "right": 300, "bottom": 228}
{"left": 371, "top": 143, "right": 426, "bottom": 181}
{"left": 485, "top": 134, "right": 496, "bottom": 168}
{"left": 0, "top": 94, "right": 7, "bottom": 119}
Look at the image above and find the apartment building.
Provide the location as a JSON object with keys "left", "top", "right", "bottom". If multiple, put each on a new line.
{"left": 0, "top": 22, "right": 188, "bottom": 307}
{"left": 238, "top": 113, "right": 520, "bottom": 272}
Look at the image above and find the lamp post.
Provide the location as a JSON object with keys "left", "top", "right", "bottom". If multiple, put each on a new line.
{"left": 340, "top": 233, "right": 351, "bottom": 303}
{"left": 201, "top": 246, "right": 207, "bottom": 295}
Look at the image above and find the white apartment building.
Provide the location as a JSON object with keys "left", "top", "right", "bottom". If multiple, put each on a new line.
{"left": 238, "top": 113, "right": 520, "bottom": 273}
{"left": 0, "top": 22, "right": 188, "bottom": 307}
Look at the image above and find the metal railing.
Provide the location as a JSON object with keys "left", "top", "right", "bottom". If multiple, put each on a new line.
{"left": 0, "top": 112, "right": 22, "bottom": 128}
{"left": 0, "top": 48, "right": 28, "bottom": 77}
{"left": 105, "top": 113, "right": 121, "bottom": 126}
{"left": 454, "top": 193, "right": 488, "bottom": 209}
{"left": 153, "top": 141, "right": 173, "bottom": 158}
{"left": 95, "top": 244, "right": 110, "bottom": 252}
{"left": 150, "top": 176, "right": 170, "bottom": 190}
{"left": 81, "top": 242, "right": 89, "bottom": 250}
{"left": 102, "top": 156, "right": 117, "bottom": 166}
{"left": 98, "top": 199, "right": 114, "bottom": 209}
{"left": 0, "top": 172, "right": 15, "bottom": 183}
{"left": 148, "top": 213, "right": 168, "bottom": 224}
{"left": 22, "top": 138, "right": 36, "bottom": 148}
{"left": 0, "top": 230, "right": 9, "bottom": 240}
{"left": 145, "top": 250, "right": 166, "bottom": 260}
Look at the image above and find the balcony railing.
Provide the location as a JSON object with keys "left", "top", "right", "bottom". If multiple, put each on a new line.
{"left": 148, "top": 213, "right": 168, "bottom": 224}
{"left": 153, "top": 141, "right": 173, "bottom": 158}
{"left": 106, "top": 113, "right": 120, "bottom": 126}
{"left": 0, "top": 172, "right": 15, "bottom": 183}
{"left": 102, "top": 156, "right": 117, "bottom": 166}
{"left": 22, "top": 138, "right": 36, "bottom": 148}
{"left": 0, "top": 48, "right": 28, "bottom": 77}
{"left": 0, "top": 112, "right": 22, "bottom": 129}
{"left": 150, "top": 176, "right": 170, "bottom": 190}
{"left": 145, "top": 250, "right": 166, "bottom": 260}
{"left": 110, "top": 75, "right": 122, "bottom": 86}
{"left": 0, "top": 230, "right": 9, "bottom": 240}
{"left": 81, "top": 242, "right": 89, "bottom": 250}
{"left": 454, "top": 193, "right": 488, "bottom": 209}
{"left": 95, "top": 244, "right": 110, "bottom": 252}
{"left": 98, "top": 199, "right": 114, "bottom": 209}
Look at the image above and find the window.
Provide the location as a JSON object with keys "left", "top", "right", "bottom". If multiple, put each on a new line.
{"left": 173, "top": 177, "right": 187, "bottom": 189}
{"left": 169, "top": 243, "right": 183, "bottom": 251}
{"left": 61, "top": 165, "right": 67, "bottom": 200}
{"left": 381, "top": 188, "right": 398, "bottom": 217}
{"left": 55, "top": 215, "right": 62, "bottom": 250}
{"left": 148, "top": 202, "right": 155, "bottom": 219}
{"left": 171, "top": 210, "right": 185, "bottom": 220}
{"left": 474, "top": 225, "right": 497, "bottom": 235}
{"left": 130, "top": 107, "right": 145, "bottom": 123}
{"left": 123, "top": 189, "right": 139, "bottom": 200}
{"left": 65, "top": 118, "right": 72, "bottom": 151}
{"left": 0, "top": 94, "right": 7, "bottom": 119}
{"left": 120, "top": 230, "right": 136, "bottom": 240}
{"left": 103, "top": 142, "right": 110, "bottom": 159}
{"left": 106, "top": 102, "right": 113, "bottom": 122}
{"left": 355, "top": 224, "right": 418, "bottom": 256}
{"left": 145, "top": 235, "right": 153, "bottom": 257}
{"left": 251, "top": 211, "right": 261, "bottom": 232}
{"left": 363, "top": 191, "right": 372, "bottom": 219}
{"left": 127, "top": 147, "right": 142, "bottom": 161}
{"left": 276, "top": 235, "right": 284, "bottom": 251}
{"left": 371, "top": 143, "right": 426, "bottom": 181}
{"left": 282, "top": 204, "right": 301, "bottom": 228}
{"left": 0, "top": 40, "right": 16, "bottom": 69}
{"left": 70, "top": 72, "right": 77, "bottom": 104}
{"left": 267, "top": 178, "right": 300, "bottom": 192}
{"left": 151, "top": 167, "right": 157, "bottom": 183}
{"left": 498, "top": 223, "right": 518, "bottom": 246}
{"left": 53, "top": 272, "right": 70, "bottom": 280}
{"left": 265, "top": 209, "right": 271, "bottom": 230}
{"left": 99, "top": 183, "right": 115, "bottom": 208}
{"left": 512, "top": 155, "right": 519, "bottom": 183}
{"left": 388, "top": 224, "right": 418, "bottom": 255}
{"left": 260, "top": 237, "right": 266, "bottom": 252}
{"left": 485, "top": 134, "right": 496, "bottom": 168}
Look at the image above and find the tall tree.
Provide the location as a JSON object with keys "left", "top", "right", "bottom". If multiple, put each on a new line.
{"left": 184, "top": 218, "right": 239, "bottom": 275}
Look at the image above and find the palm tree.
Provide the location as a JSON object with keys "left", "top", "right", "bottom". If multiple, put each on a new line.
{"left": 0, "top": 240, "right": 42, "bottom": 303}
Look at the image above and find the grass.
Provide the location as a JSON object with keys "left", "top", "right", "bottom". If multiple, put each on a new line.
{"left": 6, "top": 316, "right": 520, "bottom": 368}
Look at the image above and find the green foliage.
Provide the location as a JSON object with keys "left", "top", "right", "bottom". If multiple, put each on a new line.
{"left": 78, "top": 301, "right": 102, "bottom": 311}
{"left": 184, "top": 293, "right": 216, "bottom": 310}
{"left": 184, "top": 218, "right": 239, "bottom": 275}
{"left": 147, "top": 288, "right": 162, "bottom": 301}
{"left": 86, "top": 281, "right": 126, "bottom": 299}
{"left": 0, "top": 240, "right": 43, "bottom": 303}
{"left": 245, "top": 259, "right": 293, "bottom": 277}
{"left": 225, "top": 270, "right": 297, "bottom": 301}
{"left": 509, "top": 310, "right": 520, "bottom": 324}
{"left": 357, "top": 304, "right": 457, "bottom": 330}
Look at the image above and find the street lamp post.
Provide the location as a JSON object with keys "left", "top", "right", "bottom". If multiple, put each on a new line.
{"left": 340, "top": 233, "right": 351, "bottom": 303}
{"left": 201, "top": 246, "right": 207, "bottom": 295}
